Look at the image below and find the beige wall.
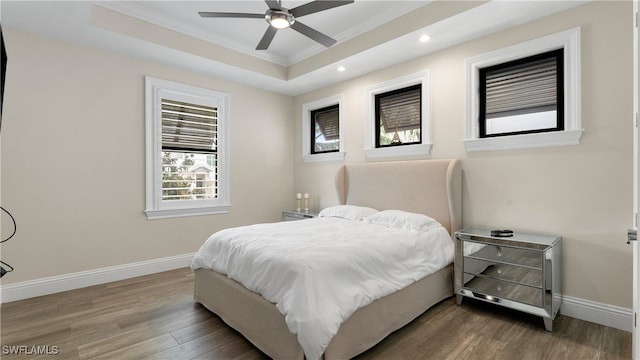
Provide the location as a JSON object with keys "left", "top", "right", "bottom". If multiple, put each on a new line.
{"left": 0, "top": 28, "right": 294, "bottom": 284}
{"left": 1, "top": 1, "right": 633, "bottom": 310}
{"left": 293, "top": 1, "right": 633, "bottom": 308}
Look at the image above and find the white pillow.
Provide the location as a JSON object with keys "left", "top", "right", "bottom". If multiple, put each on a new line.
{"left": 318, "top": 205, "right": 379, "bottom": 220}
{"left": 363, "top": 209, "right": 439, "bottom": 232}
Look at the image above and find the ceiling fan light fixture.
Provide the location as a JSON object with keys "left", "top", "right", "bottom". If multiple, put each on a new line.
{"left": 266, "top": 10, "right": 294, "bottom": 29}
{"left": 200, "top": 0, "right": 355, "bottom": 50}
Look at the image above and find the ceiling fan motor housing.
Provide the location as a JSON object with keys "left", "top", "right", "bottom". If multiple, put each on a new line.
{"left": 265, "top": 9, "right": 295, "bottom": 29}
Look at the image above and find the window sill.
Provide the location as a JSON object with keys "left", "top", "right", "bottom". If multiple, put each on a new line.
{"left": 302, "top": 151, "right": 346, "bottom": 163}
{"left": 145, "top": 205, "right": 230, "bottom": 220}
{"left": 463, "top": 129, "right": 583, "bottom": 152}
{"left": 364, "top": 143, "right": 432, "bottom": 160}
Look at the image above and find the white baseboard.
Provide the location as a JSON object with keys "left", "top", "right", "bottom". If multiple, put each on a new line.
{"left": 560, "top": 295, "right": 632, "bottom": 332}
{"left": 0, "top": 259, "right": 634, "bottom": 333}
{"left": 0, "top": 253, "right": 195, "bottom": 304}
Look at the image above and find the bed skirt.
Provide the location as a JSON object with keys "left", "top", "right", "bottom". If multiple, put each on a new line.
{"left": 193, "top": 265, "right": 453, "bottom": 359}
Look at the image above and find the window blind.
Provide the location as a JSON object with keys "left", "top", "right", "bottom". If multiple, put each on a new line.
{"left": 378, "top": 85, "right": 421, "bottom": 133}
{"left": 484, "top": 50, "right": 561, "bottom": 119}
{"left": 161, "top": 98, "right": 218, "bottom": 201}
{"left": 161, "top": 99, "right": 218, "bottom": 153}
{"left": 314, "top": 106, "right": 339, "bottom": 141}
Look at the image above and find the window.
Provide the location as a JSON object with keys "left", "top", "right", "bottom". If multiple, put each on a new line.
{"left": 375, "top": 84, "right": 421, "bottom": 147}
{"left": 302, "top": 94, "right": 344, "bottom": 162}
{"left": 365, "top": 71, "right": 431, "bottom": 159}
{"left": 311, "top": 104, "right": 340, "bottom": 154}
{"left": 145, "top": 77, "right": 229, "bottom": 219}
{"left": 465, "top": 27, "right": 582, "bottom": 151}
{"left": 479, "top": 49, "right": 563, "bottom": 138}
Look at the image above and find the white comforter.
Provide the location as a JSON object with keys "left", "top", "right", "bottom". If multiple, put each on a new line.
{"left": 190, "top": 217, "right": 454, "bottom": 360}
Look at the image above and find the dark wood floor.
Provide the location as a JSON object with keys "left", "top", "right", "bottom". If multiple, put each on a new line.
{"left": 0, "top": 268, "right": 631, "bottom": 359}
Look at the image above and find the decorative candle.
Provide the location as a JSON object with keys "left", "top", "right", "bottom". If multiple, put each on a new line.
{"left": 296, "top": 193, "right": 302, "bottom": 212}
{"left": 304, "top": 193, "right": 309, "bottom": 213}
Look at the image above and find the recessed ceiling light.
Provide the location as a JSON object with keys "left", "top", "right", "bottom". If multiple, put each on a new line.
{"left": 419, "top": 34, "right": 431, "bottom": 43}
{"left": 337, "top": 66, "right": 346, "bottom": 72}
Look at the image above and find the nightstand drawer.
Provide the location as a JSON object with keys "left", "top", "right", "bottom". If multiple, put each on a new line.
{"left": 463, "top": 257, "right": 543, "bottom": 287}
{"left": 464, "top": 276, "right": 543, "bottom": 307}
{"left": 463, "top": 241, "right": 542, "bottom": 269}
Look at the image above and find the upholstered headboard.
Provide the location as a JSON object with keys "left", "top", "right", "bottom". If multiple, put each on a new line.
{"left": 335, "top": 159, "right": 462, "bottom": 236}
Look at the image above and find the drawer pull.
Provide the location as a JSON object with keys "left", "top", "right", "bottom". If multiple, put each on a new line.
{"left": 471, "top": 292, "right": 500, "bottom": 303}
{"left": 496, "top": 246, "right": 503, "bottom": 257}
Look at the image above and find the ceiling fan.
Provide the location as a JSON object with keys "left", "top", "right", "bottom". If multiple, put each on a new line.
{"left": 198, "top": 0, "right": 355, "bottom": 50}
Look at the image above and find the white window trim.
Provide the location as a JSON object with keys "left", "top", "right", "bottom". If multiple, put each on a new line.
{"left": 144, "top": 76, "right": 230, "bottom": 219}
{"left": 464, "top": 27, "right": 582, "bottom": 152}
{"left": 302, "top": 94, "right": 345, "bottom": 163}
{"left": 365, "top": 70, "right": 432, "bottom": 160}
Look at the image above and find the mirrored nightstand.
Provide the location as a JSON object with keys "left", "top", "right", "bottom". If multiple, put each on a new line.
{"left": 454, "top": 227, "right": 562, "bottom": 331}
{"left": 281, "top": 210, "right": 319, "bottom": 221}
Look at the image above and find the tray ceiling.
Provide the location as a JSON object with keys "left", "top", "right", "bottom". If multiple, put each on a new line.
{"left": 1, "top": 1, "right": 588, "bottom": 95}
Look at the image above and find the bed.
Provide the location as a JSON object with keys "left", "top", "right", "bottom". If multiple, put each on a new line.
{"left": 191, "top": 159, "right": 462, "bottom": 359}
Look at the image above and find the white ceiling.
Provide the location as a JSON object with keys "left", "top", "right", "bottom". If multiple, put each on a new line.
{"left": 1, "top": 1, "right": 589, "bottom": 96}
{"left": 100, "top": 1, "right": 430, "bottom": 66}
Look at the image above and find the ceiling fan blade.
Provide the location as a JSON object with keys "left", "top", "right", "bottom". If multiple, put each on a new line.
{"left": 256, "top": 26, "right": 278, "bottom": 50}
{"left": 290, "top": 0, "right": 354, "bottom": 18}
{"left": 264, "top": 0, "right": 282, "bottom": 10}
{"left": 290, "top": 21, "right": 336, "bottom": 48}
{"left": 198, "top": 12, "right": 264, "bottom": 19}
